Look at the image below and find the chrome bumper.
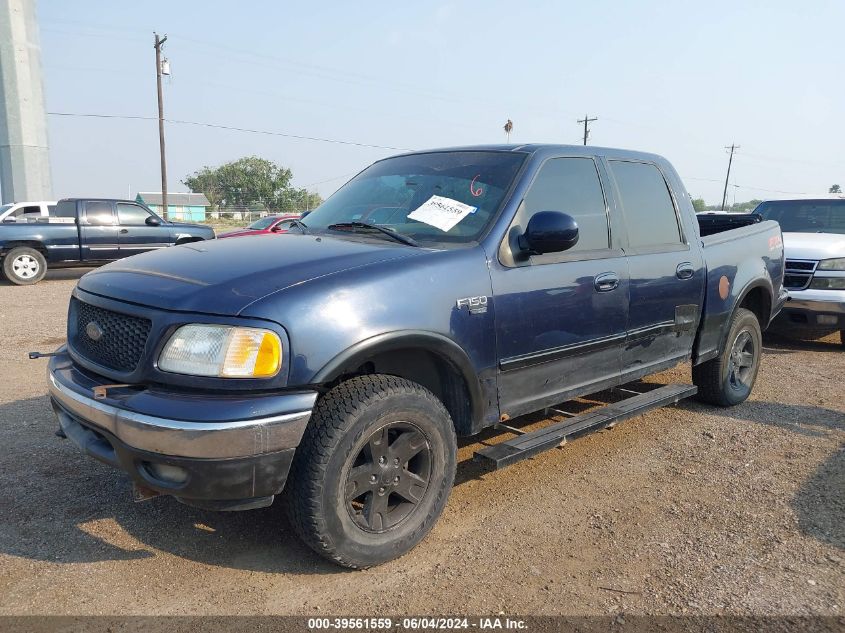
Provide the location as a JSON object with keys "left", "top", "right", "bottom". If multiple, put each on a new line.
{"left": 48, "top": 368, "right": 315, "bottom": 460}
{"left": 784, "top": 288, "right": 845, "bottom": 315}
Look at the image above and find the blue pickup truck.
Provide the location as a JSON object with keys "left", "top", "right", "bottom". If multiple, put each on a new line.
{"left": 42, "top": 145, "right": 786, "bottom": 568}
{"left": 0, "top": 198, "right": 214, "bottom": 285}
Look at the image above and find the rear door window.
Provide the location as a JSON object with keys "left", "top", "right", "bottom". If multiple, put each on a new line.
{"left": 609, "top": 161, "right": 682, "bottom": 249}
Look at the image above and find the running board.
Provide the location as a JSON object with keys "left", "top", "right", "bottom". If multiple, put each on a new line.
{"left": 474, "top": 383, "right": 697, "bottom": 470}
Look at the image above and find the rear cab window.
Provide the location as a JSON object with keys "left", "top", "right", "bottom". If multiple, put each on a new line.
{"left": 84, "top": 201, "right": 116, "bottom": 226}
{"left": 54, "top": 201, "right": 78, "bottom": 219}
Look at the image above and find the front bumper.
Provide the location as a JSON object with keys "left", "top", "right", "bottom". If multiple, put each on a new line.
{"left": 771, "top": 288, "right": 845, "bottom": 334}
{"left": 48, "top": 348, "right": 318, "bottom": 509}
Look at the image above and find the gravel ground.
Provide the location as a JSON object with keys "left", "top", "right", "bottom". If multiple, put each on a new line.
{"left": 0, "top": 269, "right": 842, "bottom": 617}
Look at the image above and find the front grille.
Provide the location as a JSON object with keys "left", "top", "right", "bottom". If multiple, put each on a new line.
{"left": 785, "top": 259, "right": 817, "bottom": 272}
{"left": 69, "top": 297, "right": 151, "bottom": 372}
{"left": 784, "top": 274, "right": 812, "bottom": 290}
{"left": 783, "top": 259, "right": 818, "bottom": 291}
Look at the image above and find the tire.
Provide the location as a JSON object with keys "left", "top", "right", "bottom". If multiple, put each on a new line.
{"left": 693, "top": 307, "right": 762, "bottom": 407}
{"left": 2, "top": 247, "right": 47, "bottom": 285}
{"left": 286, "top": 374, "right": 457, "bottom": 569}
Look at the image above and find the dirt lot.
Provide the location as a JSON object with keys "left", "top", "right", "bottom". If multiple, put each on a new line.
{"left": 0, "top": 269, "right": 842, "bottom": 617}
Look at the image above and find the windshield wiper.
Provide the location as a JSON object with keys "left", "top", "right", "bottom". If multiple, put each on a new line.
{"left": 326, "top": 221, "right": 419, "bottom": 247}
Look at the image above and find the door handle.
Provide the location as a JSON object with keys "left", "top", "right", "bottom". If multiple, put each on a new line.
{"left": 119, "top": 228, "right": 129, "bottom": 234}
{"left": 676, "top": 262, "right": 695, "bottom": 280}
{"left": 594, "top": 272, "right": 620, "bottom": 292}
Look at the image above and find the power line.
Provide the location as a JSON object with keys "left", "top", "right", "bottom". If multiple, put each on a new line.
{"left": 684, "top": 176, "right": 808, "bottom": 196}
{"left": 46, "top": 111, "right": 413, "bottom": 151}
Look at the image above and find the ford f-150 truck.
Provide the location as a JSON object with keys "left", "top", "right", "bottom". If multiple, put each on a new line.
{"left": 42, "top": 145, "right": 786, "bottom": 568}
{"left": 753, "top": 197, "right": 845, "bottom": 347}
{"left": 0, "top": 198, "right": 214, "bottom": 285}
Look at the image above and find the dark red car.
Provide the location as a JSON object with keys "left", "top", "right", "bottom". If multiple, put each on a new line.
{"left": 217, "top": 214, "right": 302, "bottom": 239}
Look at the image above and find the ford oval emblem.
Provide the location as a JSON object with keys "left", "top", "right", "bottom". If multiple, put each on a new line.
{"left": 85, "top": 321, "right": 104, "bottom": 342}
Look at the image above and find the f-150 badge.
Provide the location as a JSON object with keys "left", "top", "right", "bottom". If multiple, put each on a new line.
{"left": 456, "top": 296, "right": 488, "bottom": 314}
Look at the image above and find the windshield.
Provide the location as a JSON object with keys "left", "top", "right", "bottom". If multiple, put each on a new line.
{"left": 756, "top": 199, "right": 845, "bottom": 234}
{"left": 302, "top": 151, "right": 526, "bottom": 244}
{"left": 0, "top": 204, "right": 12, "bottom": 215}
{"left": 247, "top": 216, "right": 280, "bottom": 230}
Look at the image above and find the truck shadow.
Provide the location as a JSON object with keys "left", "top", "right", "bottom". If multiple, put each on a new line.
{"left": 679, "top": 398, "right": 844, "bottom": 438}
{"left": 3, "top": 391, "right": 842, "bottom": 572}
{"left": 792, "top": 447, "right": 844, "bottom": 551}
{"left": 762, "top": 332, "right": 842, "bottom": 354}
{"left": 0, "top": 267, "right": 96, "bottom": 285}
{"left": 680, "top": 397, "right": 844, "bottom": 551}
{"left": 0, "top": 395, "right": 348, "bottom": 574}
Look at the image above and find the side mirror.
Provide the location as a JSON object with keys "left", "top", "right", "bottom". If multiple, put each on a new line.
{"left": 518, "top": 211, "right": 579, "bottom": 255}
{"left": 145, "top": 216, "right": 162, "bottom": 227}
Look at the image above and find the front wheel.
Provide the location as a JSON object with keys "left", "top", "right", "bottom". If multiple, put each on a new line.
{"left": 286, "top": 374, "right": 457, "bottom": 569}
{"left": 2, "top": 247, "right": 47, "bottom": 285}
{"left": 693, "top": 307, "right": 762, "bottom": 407}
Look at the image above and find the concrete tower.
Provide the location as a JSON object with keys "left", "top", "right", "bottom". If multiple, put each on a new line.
{"left": 0, "top": 0, "right": 52, "bottom": 203}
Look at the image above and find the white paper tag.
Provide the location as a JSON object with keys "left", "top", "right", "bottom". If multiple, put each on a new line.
{"left": 407, "top": 195, "right": 477, "bottom": 232}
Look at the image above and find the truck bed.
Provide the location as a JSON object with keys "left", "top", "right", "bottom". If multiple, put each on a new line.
{"left": 696, "top": 212, "right": 763, "bottom": 237}
{"left": 694, "top": 219, "right": 785, "bottom": 363}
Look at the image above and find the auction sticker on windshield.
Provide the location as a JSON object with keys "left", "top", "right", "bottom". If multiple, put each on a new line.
{"left": 408, "top": 195, "right": 477, "bottom": 232}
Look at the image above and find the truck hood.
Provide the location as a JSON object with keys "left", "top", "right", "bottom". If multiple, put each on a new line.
{"left": 77, "top": 233, "right": 422, "bottom": 316}
{"left": 783, "top": 232, "right": 845, "bottom": 261}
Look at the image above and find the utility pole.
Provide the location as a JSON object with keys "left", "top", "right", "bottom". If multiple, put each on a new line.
{"left": 721, "top": 143, "right": 739, "bottom": 211}
{"left": 577, "top": 114, "right": 597, "bottom": 145}
{"left": 154, "top": 33, "right": 168, "bottom": 217}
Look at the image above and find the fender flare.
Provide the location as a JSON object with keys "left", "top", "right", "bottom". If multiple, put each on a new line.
{"left": 312, "top": 330, "right": 486, "bottom": 428}
{"left": 718, "top": 279, "right": 774, "bottom": 353}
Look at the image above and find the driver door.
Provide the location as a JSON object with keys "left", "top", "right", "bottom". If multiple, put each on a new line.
{"left": 490, "top": 156, "right": 629, "bottom": 419}
{"left": 116, "top": 202, "right": 170, "bottom": 256}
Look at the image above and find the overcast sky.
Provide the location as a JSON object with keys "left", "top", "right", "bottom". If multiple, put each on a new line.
{"left": 33, "top": 0, "right": 845, "bottom": 205}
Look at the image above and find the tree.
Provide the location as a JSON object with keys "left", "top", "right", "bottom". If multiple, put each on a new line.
{"left": 830, "top": 184, "right": 842, "bottom": 194}
{"left": 183, "top": 156, "right": 322, "bottom": 212}
{"left": 691, "top": 197, "right": 707, "bottom": 213}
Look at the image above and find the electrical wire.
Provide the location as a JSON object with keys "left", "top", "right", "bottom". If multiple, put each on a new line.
{"left": 47, "top": 111, "right": 412, "bottom": 151}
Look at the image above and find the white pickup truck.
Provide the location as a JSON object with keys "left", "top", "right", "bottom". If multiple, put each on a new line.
{"left": 755, "top": 197, "right": 845, "bottom": 347}
{"left": 0, "top": 200, "right": 57, "bottom": 223}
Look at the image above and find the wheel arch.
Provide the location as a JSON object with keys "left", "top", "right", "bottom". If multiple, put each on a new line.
{"left": 0, "top": 241, "right": 49, "bottom": 258}
{"left": 312, "top": 331, "right": 486, "bottom": 437}
{"left": 712, "top": 280, "right": 772, "bottom": 363}
{"left": 736, "top": 283, "right": 772, "bottom": 328}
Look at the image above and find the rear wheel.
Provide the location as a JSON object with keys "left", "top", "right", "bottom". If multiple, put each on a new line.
{"left": 2, "top": 247, "right": 47, "bottom": 285}
{"left": 286, "top": 374, "right": 457, "bottom": 569}
{"left": 693, "top": 307, "right": 762, "bottom": 407}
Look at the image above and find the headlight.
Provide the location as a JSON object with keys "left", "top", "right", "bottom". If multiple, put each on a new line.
{"left": 809, "top": 277, "right": 845, "bottom": 290}
{"left": 158, "top": 324, "right": 282, "bottom": 378}
{"left": 817, "top": 258, "right": 845, "bottom": 271}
